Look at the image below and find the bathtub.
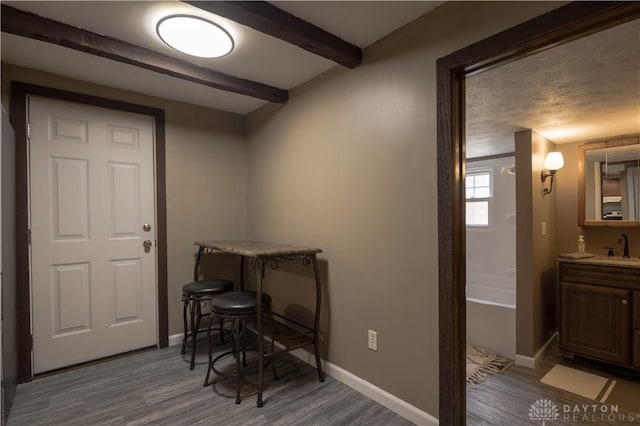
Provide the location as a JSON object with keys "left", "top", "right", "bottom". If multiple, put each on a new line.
{"left": 466, "top": 281, "right": 515, "bottom": 308}
{"left": 466, "top": 282, "right": 516, "bottom": 359}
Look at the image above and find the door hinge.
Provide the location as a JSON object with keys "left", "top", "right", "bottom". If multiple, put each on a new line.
{"left": 30, "top": 334, "right": 34, "bottom": 350}
{"left": 27, "top": 122, "right": 31, "bottom": 140}
{"left": 28, "top": 229, "right": 32, "bottom": 245}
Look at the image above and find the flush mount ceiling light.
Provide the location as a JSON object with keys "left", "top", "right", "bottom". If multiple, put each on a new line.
{"left": 156, "top": 15, "right": 233, "bottom": 58}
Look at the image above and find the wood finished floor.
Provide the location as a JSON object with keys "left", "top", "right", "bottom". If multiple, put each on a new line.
{"left": 11, "top": 338, "right": 640, "bottom": 426}
{"left": 7, "top": 341, "right": 414, "bottom": 426}
{"left": 467, "top": 342, "right": 640, "bottom": 425}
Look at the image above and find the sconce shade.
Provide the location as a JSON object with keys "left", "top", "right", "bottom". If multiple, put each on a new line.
{"left": 541, "top": 151, "right": 563, "bottom": 196}
{"left": 543, "top": 152, "right": 564, "bottom": 171}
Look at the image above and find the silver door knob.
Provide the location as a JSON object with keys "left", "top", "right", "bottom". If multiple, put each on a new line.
{"left": 143, "top": 240, "right": 153, "bottom": 252}
{"left": 143, "top": 224, "right": 151, "bottom": 232}
{"left": 622, "top": 299, "right": 628, "bottom": 305}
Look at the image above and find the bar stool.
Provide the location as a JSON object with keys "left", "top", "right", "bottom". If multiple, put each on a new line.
{"left": 203, "top": 291, "right": 277, "bottom": 405}
{"left": 181, "top": 279, "right": 234, "bottom": 369}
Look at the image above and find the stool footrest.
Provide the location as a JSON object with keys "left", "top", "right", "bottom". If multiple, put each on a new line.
{"left": 207, "top": 348, "right": 272, "bottom": 380}
{"left": 249, "top": 318, "right": 314, "bottom": 355}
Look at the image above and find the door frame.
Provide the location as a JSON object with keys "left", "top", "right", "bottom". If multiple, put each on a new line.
{"left": 9, "top": 81, "right": 168, "bottom": 382}
{"left": 436, "top": 2, "right": 640, "bottom": 424}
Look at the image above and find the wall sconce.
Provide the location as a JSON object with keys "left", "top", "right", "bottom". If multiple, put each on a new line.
{"left": 541, "top": 151, "right": 564, "bottom": 196}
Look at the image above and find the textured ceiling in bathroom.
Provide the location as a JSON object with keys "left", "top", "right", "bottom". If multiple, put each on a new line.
{"left": 466, "top": 18, "right": 640, "bottom": 159}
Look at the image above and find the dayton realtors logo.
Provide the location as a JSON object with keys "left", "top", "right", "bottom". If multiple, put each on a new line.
{"left": 529, "top": 399, "right": 640, "bottom": 424}
{"left": 528, "top": 399, "right": 559, "bottom": 425}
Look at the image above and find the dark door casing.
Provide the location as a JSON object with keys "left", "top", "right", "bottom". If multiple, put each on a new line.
{"left": 9, "top": 82, "right": 169, "bottom": 384}
{"left": 437, "top": 3, "right": 640, "bottom": 424}
{"left": 2, "top": 107, "right": 18, "bottom": 423}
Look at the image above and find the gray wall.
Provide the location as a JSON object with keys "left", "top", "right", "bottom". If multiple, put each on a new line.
{"left": 1, "top": 64, "right": 248, "bottom": 336}
{"left": 245, "top": 1, "right": 564, "bottom": 415}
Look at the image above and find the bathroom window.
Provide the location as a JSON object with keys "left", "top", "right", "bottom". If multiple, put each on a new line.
{"left": 466, "top": 169, "right": 492, "bottom": 227}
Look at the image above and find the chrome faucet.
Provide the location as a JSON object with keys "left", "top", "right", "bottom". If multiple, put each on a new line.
{"left": 617, "top": 233, "right": 630, "bottom": 258}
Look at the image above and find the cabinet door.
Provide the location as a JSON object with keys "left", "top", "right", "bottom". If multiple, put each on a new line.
{"left": 560, "top": 282, "right": 631, "bottom": 365}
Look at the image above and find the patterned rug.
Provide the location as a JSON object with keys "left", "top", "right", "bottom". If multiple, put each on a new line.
{"left": 466, "top": 344, "right": 513, "bottom": 385}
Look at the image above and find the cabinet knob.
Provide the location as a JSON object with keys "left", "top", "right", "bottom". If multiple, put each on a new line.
{"left": 621, "top": 299, "right": 628, "bottom": 305}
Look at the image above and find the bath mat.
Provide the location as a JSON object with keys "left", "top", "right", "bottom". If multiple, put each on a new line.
{"left": 540, "top": 364, "right": 610, "bottom": 400}
{"left": 541, "top": 364, "right": 640, "bottom": 414}
{"left": 466, "top": 344, "right": 513, "bottom": 385}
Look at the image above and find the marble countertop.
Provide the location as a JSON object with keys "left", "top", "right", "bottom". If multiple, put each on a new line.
{"left": 195, "top": 240, "right": 322, "bottom": 258}
{"left": 558, "top": 254, "right": 640, "bottom": 269}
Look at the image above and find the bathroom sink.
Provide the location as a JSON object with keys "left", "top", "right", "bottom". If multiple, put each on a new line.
{"left": 584, "top": 256, "right": 640, "bottom": 267}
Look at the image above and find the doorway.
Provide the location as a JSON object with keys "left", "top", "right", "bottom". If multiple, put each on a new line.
{"left": 10, "top": 82, "right": 169, "bottom": 381}
{"left": 436, "top": 3, "right": 640, "bottom": 424}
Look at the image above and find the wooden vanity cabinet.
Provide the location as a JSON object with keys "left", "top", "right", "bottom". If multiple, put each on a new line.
{"left": 559, "top": 261, "right": 638, "bottom": 369}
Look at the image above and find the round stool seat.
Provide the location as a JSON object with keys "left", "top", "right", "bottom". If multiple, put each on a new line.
{"left": 182, "top": 279, "right": 233, "bottom": 297}
{"left": 211, "top": 291, "right": 272, "bottom": 316}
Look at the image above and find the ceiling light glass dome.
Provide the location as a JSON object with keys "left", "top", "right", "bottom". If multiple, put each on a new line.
{"left": 156, "top": 15, "right": 233, "bottom": 58}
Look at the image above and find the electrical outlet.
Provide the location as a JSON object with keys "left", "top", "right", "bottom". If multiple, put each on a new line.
{"left": 368, "top": 329, "right": 378, "bottom": 351}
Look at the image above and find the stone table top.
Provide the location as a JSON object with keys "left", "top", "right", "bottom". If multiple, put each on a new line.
{"left": 195, "top": 240, "right": 322, "bottom": 258}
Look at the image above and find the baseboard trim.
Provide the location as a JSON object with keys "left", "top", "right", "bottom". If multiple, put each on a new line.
{"left": 515, "top": 332, "right": 558, "bottom": 369}
{"left": 168, "top": 332, "right": 183, "bottom": 347}
{"left": 168, "top": 328, "right": 209, "bottom": 347}
{"left": 168, "top": 333, "right": 438, "bottom": 425}
{"left": 286, "top": 347, "right": 438, "bottom": 426}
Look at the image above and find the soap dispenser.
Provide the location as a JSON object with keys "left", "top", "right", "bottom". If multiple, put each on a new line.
{"left": 577, "top": 235, "right": 586, "bottom": 253}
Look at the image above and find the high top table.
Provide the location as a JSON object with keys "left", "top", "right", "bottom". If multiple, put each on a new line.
{"left": 194, "top": 240, "right": 325, "bottom": 407}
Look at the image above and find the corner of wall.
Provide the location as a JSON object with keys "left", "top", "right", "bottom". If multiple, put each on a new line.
{"left": 514, "top": 130, "right": 558, "bottom": 357}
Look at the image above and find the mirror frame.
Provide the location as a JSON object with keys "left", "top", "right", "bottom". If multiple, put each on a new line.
{"left": 578, "top": 136, "right": 640, "bottom": 226}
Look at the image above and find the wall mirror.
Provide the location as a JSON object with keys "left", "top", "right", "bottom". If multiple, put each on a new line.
{"left": 578, "top": 136, "right": 640, "bottom": 226}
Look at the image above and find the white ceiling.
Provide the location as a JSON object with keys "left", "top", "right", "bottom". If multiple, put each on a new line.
{"left": 1, "top": 1, "right": 441, "bottom": 114}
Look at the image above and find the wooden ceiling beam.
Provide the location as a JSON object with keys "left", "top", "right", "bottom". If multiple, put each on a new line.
{"left": 185, "top": 1, "right": 363, "bottom": 69}
{"left": 1, "top": 5, "right": 289, "bottom": 103}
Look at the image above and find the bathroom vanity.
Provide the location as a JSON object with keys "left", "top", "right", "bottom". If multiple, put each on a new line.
{"left": 558, "top": 257, "right": 640, "bottom": 370}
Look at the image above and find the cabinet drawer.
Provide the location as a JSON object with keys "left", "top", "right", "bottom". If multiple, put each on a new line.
{"left": 635, "top": 292, "right": 640, "bottom": 329}
{"left": 634, "top": 330, "right": 640, "bottom": 369}
{"left": 559, "top": 262, "right": 640, "bottom": 289}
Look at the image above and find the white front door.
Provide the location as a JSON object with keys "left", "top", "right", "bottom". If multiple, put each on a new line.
{"left": 29, "top": 96, "right": 157, "bottom": 374}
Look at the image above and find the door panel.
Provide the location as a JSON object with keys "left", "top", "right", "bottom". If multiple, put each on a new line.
{"left": 50, "top": 157, "right": 89, "bottom": 239}
{"left": 111, "top": 258, "right": 143, "bottom": 324}
{"left": 560, "top": 282, "right": 631, "bottom": 365}
{"left": 29, "top": 96, "right": 157, "bottom": 374}
{"left": 52, "top": 262, "right": 91, "bottom": 336}
{"left": 110, "top": 163, "right": 140, "bottom": 237}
